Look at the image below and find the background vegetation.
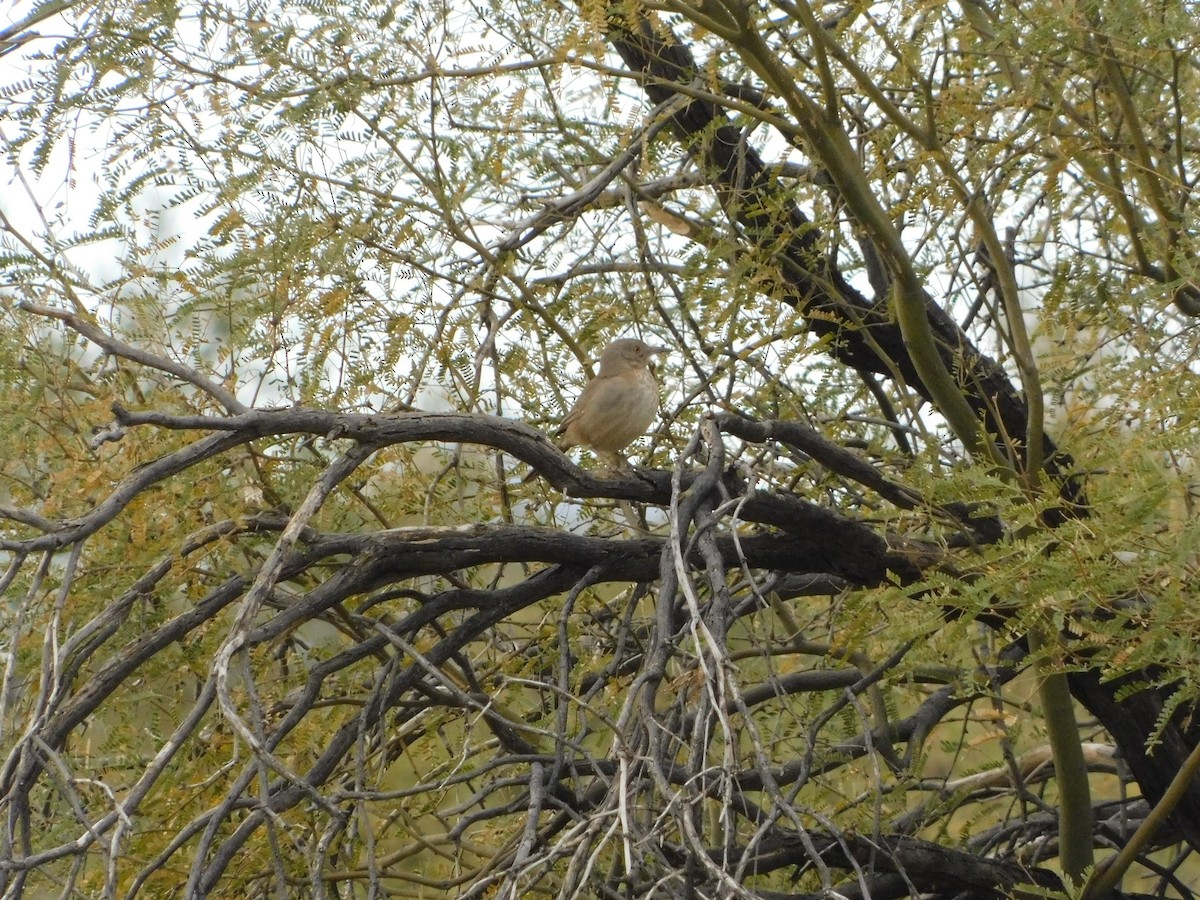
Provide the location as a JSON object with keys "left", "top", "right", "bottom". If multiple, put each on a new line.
{"left": 1, "top": 0, "right": 1199, "bottom": 896}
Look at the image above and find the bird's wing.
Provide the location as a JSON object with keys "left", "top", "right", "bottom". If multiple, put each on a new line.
{"left": 555, "top": 375, "right": 605, "bottom": 436}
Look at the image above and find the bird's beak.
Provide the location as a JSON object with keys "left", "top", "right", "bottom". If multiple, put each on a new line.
{"left": 649, "top": 346, "right": 671, "bottom": 357}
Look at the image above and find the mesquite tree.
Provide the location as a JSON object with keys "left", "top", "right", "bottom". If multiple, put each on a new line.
{"left": 1, "top": 0, "right": 1199, "bottom": 897}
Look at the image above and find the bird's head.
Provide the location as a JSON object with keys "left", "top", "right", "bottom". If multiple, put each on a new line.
{"left": 598, "top": 338, "right": 670, "bottom": 375}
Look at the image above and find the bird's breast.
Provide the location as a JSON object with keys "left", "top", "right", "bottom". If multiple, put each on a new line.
{"left": 563, "top": 369, "right": 660, "bottom": 452}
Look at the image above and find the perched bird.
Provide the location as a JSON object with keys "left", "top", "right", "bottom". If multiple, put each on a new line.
{"left": 523, "top": 338, "right": 669, "bottom": 483}
{"left": 554, "top": 338, "right": 670, "bottom": 453}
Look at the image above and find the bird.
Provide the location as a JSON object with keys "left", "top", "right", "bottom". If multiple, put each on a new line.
{"left": 553, "top": 338, "right": 670, "bottom": 453}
